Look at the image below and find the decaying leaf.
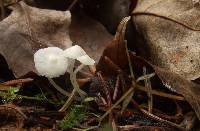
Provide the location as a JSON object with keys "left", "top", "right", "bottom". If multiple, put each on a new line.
{"left": 0, "top": 1, "right": 72, "bottom": 78}
{"left": 132, "top": 0, "right": 200, "bottom": 80}
{"left": 96, "top": 17, "right": 131, "bottom": 76}
{"left": 97, "top": 17, "right": 200, "bottom": 120}
{"left": 70, "top": 11, "right": 113, "bottom": 62}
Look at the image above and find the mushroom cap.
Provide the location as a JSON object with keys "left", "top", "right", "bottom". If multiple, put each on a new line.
{"left": 34, "top": 47, "right": 69, "bottom": 78}
{"left": 63, "top": 45, "right": 87, "bottom": 59}
{"left": 77, "top": 55, "right": 95, "bottom": 65}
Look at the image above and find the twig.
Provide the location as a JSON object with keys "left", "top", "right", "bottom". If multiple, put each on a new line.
{"left": 99, "top": 86, "right": 134, "bottom": 122}
{"left": 135, "top": 84, "right": 185, "bottom": 101}
{"left": 121, "top": 41, "right": 136, "bottom": 112}
{"left": 125, "top": 41, "right": 134, "bottom": 79}
{"left": 2, "top": 78, "right": 33, "bottom": 86}
{"left": 113, "top": 75, "right": 120, "bottom": 101}
{"left": 67, "top": 0, "right": 78, "bottom": 10}
{"left": 143, "top": 67, "right": 153, "bottom": 113}
{"left": 0, "top": 84, "right": 13, "bottom": 90}
{"left": 0, "top": 104, "right": 27, "bottom": 119}
{"left": 99, "top": 83, "right": 185, "bottom": 122}
{"left": 0, "top": 104, "right": 27, "bottom": 128}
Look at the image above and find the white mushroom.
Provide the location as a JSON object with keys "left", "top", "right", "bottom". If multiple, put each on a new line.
{"left": 63, "top": 45, "right": 95, "bottom": 98}
{"left": 34, "top": 47, "right": 68, "bottom": 78}
{"left": 63, "top": 45, "right": 87, "bottom": 59}
{"left": 77, "top": 55, "right": 95, "bottom": 65}
{"left": 34, "top": 47, "right": 72, "bottom": 97}
{"left": 33, "top": 45, "right": 95, "bottom": 99}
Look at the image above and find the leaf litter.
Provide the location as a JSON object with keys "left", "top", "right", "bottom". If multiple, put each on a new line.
{"left": 0, "top": 0, "right": 200, "bottom": 130}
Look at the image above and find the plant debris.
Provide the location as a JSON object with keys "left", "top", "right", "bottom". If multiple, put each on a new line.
{"left": 0, "top": 0, "right": 199, "bottom": 130}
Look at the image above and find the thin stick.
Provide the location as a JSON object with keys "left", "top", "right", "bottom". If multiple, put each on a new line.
{"left": 143, "top": 67, "right": 153, "bottom": 113}
{"left": 99, "top": 84, "right": 185, "bottom": 121}
{"left": 99, "top": 86, "right": 134, "bottom": 122}
{"left": 67, "top": 0, "right": 78, "bottom": 10}
{"left": 2, "top": 78, "right": 33, "bottom": 86}
{"left": 99, "top": 83, "right": 185, "bottom": 122}
{"left": 125, "top": 40, "right": 134, "bottom": 79}
{"left": 121, "top": 41, "right": 136, "bottom": 112}
{"left": 113, "top": 75, "right": 120, "bottom": 101}
{"left": 135, "top": 84, "right": 184, "bottom": 101}
{"left": 0, "top": 104, "right": 27, "bottom": 119}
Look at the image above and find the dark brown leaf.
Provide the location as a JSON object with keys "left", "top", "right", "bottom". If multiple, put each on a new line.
{"left": 96, "top": 17, "right": 130, "bottom": 76}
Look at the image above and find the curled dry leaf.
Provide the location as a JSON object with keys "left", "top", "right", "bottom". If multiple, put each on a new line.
{"left": 96, "top": 17, "right": 131, "bottom": 76}
{"left": 132, "top": 0, "right": 200, "bottom": 80}
{"left": 0, "top": 1, "right": 72, "bottom": 78}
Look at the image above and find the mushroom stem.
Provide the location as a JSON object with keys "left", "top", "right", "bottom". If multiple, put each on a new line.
{"left": 47, "top": 78, "right": 71, "bottom": 97}
{"left": 59, "top": 64, "right": 87, "bottom": 112}
{"left": 69, "top": 63, "right": 87, "bottom": 98}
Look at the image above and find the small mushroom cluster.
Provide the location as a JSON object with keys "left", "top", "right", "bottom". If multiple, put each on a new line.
{"left": 34, "top": 45, "right": 95, "bottom": 98}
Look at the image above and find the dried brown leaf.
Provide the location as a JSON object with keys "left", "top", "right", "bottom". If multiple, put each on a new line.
{"left": 132, "top": 0, "right": 200, "bottom": 80}
{"left": 96, "top": 17, "right": 130, "bottom": 76}
{"left": 70, "top": 12, "right": 113, "bottom": 62}
{"left": 0, "top": 1, "right": 72, "bottom": 78}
